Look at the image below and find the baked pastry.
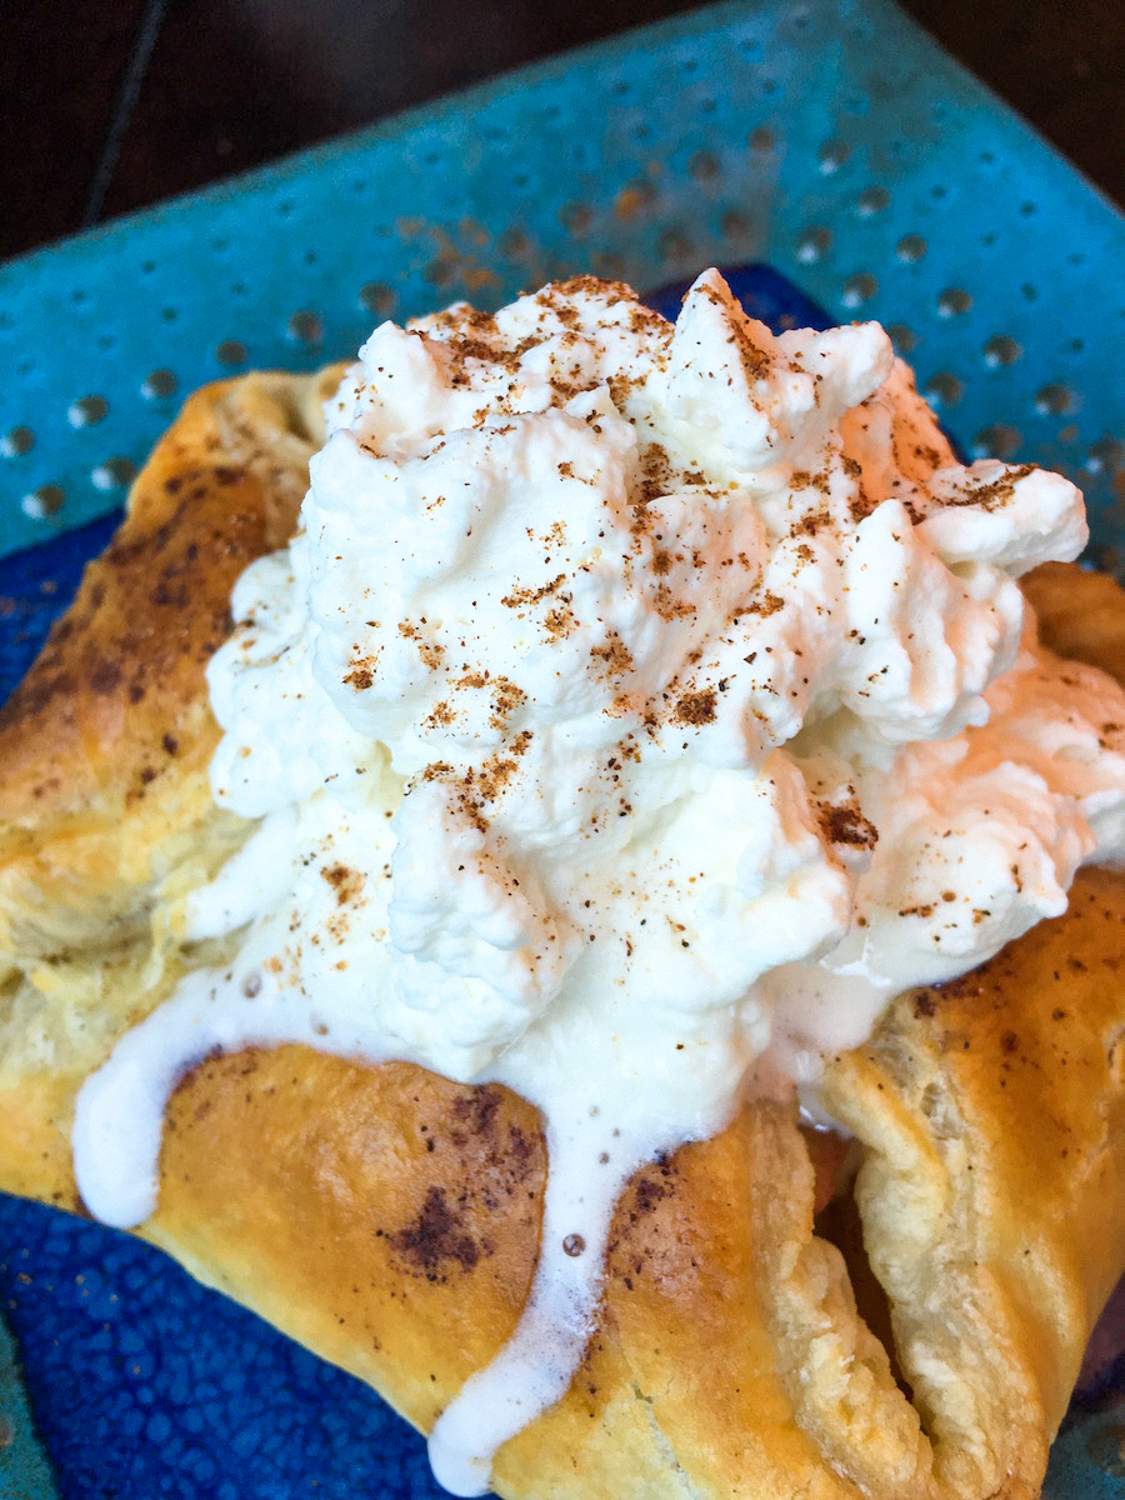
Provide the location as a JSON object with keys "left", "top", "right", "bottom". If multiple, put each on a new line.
{"left": 2, "top": 274, "right": 1124, "bottom": 1500}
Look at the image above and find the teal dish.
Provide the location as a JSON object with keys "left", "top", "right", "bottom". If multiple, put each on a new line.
{"left": 1, "top": 0, "right": 1122, "bottom": 559}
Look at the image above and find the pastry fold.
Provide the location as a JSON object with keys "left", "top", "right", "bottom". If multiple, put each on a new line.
{"left": 1, "top": 372, "right": 1123, "bottom": 1500}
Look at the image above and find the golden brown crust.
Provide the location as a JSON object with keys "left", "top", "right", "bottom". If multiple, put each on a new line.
{"left": 147, "top": 1047, "right": 865, "bottom": 1499}
{"left": 821, "top": 864, "right": 1125, "bottom": 1497}
{"left": 0, "top": 368, "right": 340, "bottom": 962}
{"left": 1, "top": 384, "right": 1124, "bottom": 1500}
{"left": 0, "top": 369, "right": 340, "bottom": 1198}
{"left": 1024, "top": 559, "right": 1125, "bottom": 683}
{"left": 0, "top": 373, "right": 324, "bottom": 820}
{"left": 152, "top": 1055, "right": 545, "bottom": 1430}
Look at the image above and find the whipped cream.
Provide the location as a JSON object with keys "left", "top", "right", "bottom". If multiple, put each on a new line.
{"left": 73, "top": 271, "right": 1125, "bottom": 1495}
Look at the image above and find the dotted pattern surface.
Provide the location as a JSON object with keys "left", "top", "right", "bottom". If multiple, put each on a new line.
{"left": 1, "top": 0, "right": 1123, "bottom": 561}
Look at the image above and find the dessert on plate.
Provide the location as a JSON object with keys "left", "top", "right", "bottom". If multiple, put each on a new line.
{"left": 1, "top": 269, "right": 1123, "bottom": 1499}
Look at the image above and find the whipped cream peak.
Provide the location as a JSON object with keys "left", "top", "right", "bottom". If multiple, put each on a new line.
{"left": 72, "top": 270, "right": 1125, "bottom": 1495}
{"left": 665, "top": 267, "right": 895, "bottom": 475}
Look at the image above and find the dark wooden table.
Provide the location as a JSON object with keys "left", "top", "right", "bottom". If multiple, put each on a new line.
{"left": 3, "top": 0, "right": 1122, "bottom": 266}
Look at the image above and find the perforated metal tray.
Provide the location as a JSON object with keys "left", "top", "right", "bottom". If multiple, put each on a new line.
{"left": 1, "top": 0, "right": 1123, "bottom": 562}
{"left": 1, "top": 1, "right": 1124, "bottom": 1495}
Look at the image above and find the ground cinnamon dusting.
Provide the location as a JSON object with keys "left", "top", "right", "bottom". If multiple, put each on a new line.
{"left": 673, "top": 689, "right": 717, "bottom": 726}
{"left": 320, "top": 864, "right": 365, "bottom": 906}
{"left": 745, "top": 591, "right": 785, "bottom": 618}
{"left": 817, "top": 801, "right": 878, "bottom": 850}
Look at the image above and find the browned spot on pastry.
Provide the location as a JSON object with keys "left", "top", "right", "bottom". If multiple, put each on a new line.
{"left": 633, "top": 1172, "right": 671, "bottom": 1216}
{"left": 446, "top": 1089, "right": 540, "bottom": 1208}
{"left": 386, "top": 1186, "right": 484, "bottom": 1279}
{"left": 451, "top": 1086, "right": 502, "bottom": 1142}
{"left": 88, "top": 661, "right": 123, "bottom": 695}
{"left": 605, "top": 1155, "right": 681, "bottom": 1284}
{"left": 0, "top": 384, "right": 303, "bottom": 837}
{"left": 6, "top": 669, "right": 74, "bottom": 718}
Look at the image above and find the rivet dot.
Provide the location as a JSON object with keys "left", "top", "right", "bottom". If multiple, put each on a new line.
{"left": 982, "top": 335, "right": 1021, "bottom": 368}
{"left": 924, "top": 372, "right": 963, "bottom": 409}
{"left": 937, "top": 287, "right": 972, "bottom": 319}
{"left": 1034, "top": 383, "right": 1076, "bottom": 417}
{"left": 1, "top": 425, "right": 34, "bottom": 457}
{"left": 796, "top": 227, "right": 832, "bottom": 264}
{"left": 895, "top": 234, "right": 927, "bottom": 263}
{"left": 818, "top": 139, "right": 851, "bottom": 175}
{"left": 841, "top": 273, "right": 877, "bottom": 308}
{"left": 1086, "top": 439, "right": 1125, "bottom": 475}
{"left": 22, "top": 484, "right": 65, "bottom": 518}
{"left": 287, "top": 310, "right": 323, "bottom": 344}
{"left": 855, "top": 186, "right": 889, "bottom": 217}
{"left": 142, "top": 369, "right": 178, "bottom": 401}
{"left": 68, "top": 395, "right": 109, "bottom": 428}
{"left": 92, "top": 458, "right": 137, "bottom": 492}
{"left": 359, "top": 282, "right": 397, "bottom": 316}
{"left": 972, "top": 424, "right": 1022, "bottom": 461}
{"left": 886, "top": 323, "right": 916, "bottom": 354}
